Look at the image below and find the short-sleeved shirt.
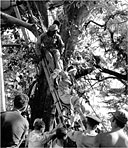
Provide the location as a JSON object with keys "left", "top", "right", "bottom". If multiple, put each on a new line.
{"left": 67, "top": 130, "right": 97, "bottom": 148}
{"left": 1, "top": 110, "right": 29, "bottom": 147}
{"left": 28, "top": 130, "right": 50, "bottom": 148}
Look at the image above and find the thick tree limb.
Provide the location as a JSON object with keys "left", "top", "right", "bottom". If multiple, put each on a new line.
{"left": 75, "top": 64, "right": 127, "bottom": 84}
{"left": 1, "top": 11, "right": 38, "bottom": 37}
{"left": 100, "top": 67, "right": 127, "bottom": 81}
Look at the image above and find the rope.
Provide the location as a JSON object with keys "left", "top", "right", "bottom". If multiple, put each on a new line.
{"left": 79, "top": 76, "right": 108, "bottom": 132}
{"left": 83, "top": 95, "right": 108, "bottom": 132}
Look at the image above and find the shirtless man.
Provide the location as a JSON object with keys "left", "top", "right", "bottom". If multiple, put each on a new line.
{"left": 94, "top": 109, "right": 128, "bottom": 147}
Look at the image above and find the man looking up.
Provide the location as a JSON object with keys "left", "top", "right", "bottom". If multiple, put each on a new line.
{"left": 94, "top": 109, "right": 128, "bottom": 147}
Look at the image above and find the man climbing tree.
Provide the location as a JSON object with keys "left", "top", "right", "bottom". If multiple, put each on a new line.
{"left": 36, "top": 24, "right": 65, "bottom": 72}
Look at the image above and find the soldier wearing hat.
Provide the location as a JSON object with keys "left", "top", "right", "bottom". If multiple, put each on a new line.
{"left": 67, "top": 108, "right": 101, "bottom": 148}
{"left": 36, "top": 24, "right": 65, "bottom": 71}
{"left": 94, "top": 109, "right": 128, "bottom": 147}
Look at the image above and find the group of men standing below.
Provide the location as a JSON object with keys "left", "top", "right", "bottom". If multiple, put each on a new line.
{"left": 1, "top": 92, "right": 128, "bottom": 147}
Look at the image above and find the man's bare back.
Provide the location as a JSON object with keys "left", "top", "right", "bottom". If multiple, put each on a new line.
{"left": 94, "top": 109, "right": 128, "bottom": 148}
{"left": 94, "top": 128, "right": 128, "bottom": 147}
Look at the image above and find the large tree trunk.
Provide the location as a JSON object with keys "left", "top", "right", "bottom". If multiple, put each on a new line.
{"left": 25, "top": 1, "right": 55, "bottom": 130}
{"left": 61, "top": 1, "right": 93, "bottom": 65}
{"left": 29, "top": 70, "right": 55, "bottom": 130}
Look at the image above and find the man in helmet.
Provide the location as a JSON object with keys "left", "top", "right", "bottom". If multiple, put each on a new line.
{"left": 36, "top": 24, "right": 65, "bottom": 70}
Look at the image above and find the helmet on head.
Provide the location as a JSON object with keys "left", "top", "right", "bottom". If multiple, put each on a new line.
{"left": 48, "top": 24, "right": 58, "bottom": 32}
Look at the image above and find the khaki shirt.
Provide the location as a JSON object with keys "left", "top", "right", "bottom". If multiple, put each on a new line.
{"left": 67, "top": 130, "right": 97, "bottom": 148}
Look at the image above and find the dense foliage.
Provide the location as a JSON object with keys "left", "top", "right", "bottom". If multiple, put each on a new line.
{"left": 2, "top": 29, "right": 36, "bottom": 110}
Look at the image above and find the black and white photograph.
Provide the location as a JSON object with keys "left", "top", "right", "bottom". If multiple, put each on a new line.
{"left": 1, "top": 0, "right": 128, "bottom": 147}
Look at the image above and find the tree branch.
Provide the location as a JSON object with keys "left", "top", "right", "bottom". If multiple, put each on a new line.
{"left": 76, "top": 64, "right": 127, "bottom": 84}
{"left": 1, "top": 11, "right": 38, "bottom": 37}
{"left": 84, "top": 11, "right": 126, "bottom": 30}
{"left": 100, "top": 67, "right": 127, "bottom": 81}
{"left": 91, "top": 76, "right": 118, "bottom": 87}
{"left": 2, "top": 44, "right": 21, "bottom": 47}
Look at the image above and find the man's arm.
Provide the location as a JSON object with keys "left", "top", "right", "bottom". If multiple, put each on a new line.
{"left": 67, "top": 129, "right": 81, "bottom": 142}
{"left": 41, "top": 124, "right": 62, "bottom": 145}
{"left": 56, "top": 34, "right": 65, "bottom": 55}
{"left": 41, "top": 132, "right": 56, "bottom": 145}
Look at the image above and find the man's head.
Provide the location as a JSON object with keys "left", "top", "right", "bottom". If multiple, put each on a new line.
{"left": 48, "top": 24, "right": 58, "bottom": 36}
{"left": 56, "top": 127, "right": 67, "bottom": 140}
{"left": 14, "top": 93, "right": 29, "bottom": 112}
{"left": 111, "top": 109, "right": 128, "bottom": 128}
{"left": 33, "top": 118, "right": 45, "bottom": 131}
{"left": 86, "top": 115, "right": 101, "bottom": 130}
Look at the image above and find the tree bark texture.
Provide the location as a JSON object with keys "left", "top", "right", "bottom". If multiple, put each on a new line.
{"left": 61, "top": 2, "right": 91, "bottom": 64}
{"left": 29, "top": 70, "right": 55, "bottom": 131}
